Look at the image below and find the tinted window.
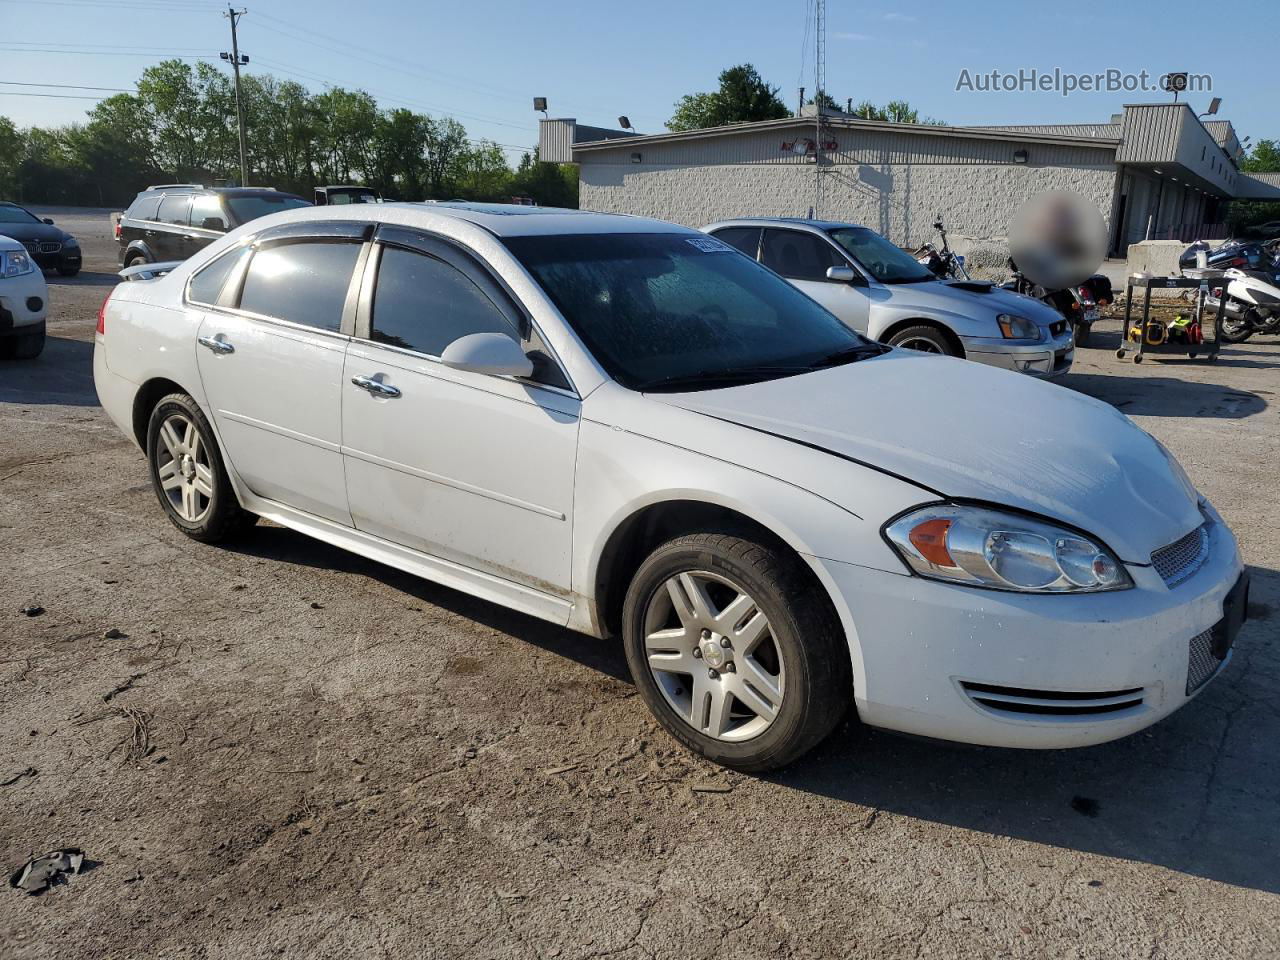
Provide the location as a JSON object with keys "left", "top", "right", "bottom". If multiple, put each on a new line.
{"left": 224, "top": 193, "right": 311, "bottom": 225}
{"left": 0, "top": 204, "right": 40, "bottom": 224}
{"left": 238, "top": 241, "right": 360, "bottom": 332}
{"left": 710, "top": 227, "right": 761, "bottom": 259}
{"left": 188, "top": 246, "right": 250, "bottom": 305}
{"left": 371, "top": 246, "right": 517, "bottom": 356}
{"left": 504, "top": 233, "right": 869, "bottom": 391}
{"left": 761, "top": 229, "right": 845, "bottom": 281}
{"left": 828, "top": 227, "right": 935, "bottom": 283}
{"left": 127, "top": 196, "right": 161, "bottom": 221}
{"left": 157, "top": 194, "right": 191, "bottom": 225}
{"left": 189, "top": 194, "right": 226, "bottom": 230}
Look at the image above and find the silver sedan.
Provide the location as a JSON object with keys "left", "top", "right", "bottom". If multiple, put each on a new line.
{"left": 702, "top": 218, "right": 1074, "bottom": 378}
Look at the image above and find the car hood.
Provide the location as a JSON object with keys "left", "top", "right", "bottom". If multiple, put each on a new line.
{"left": 0, "top": 221, "right": 67, "bottom": 243}
{"left": 880, "top": 280, "right": 1062, "bottom": 326}
{"left": 656, "top": 350, "right": 1201, "bottom": 562}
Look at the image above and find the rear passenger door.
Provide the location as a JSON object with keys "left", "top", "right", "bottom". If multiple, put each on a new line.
{"left": 192, "top": 222, "right": 371, "bottom": 525}
{"left": 760, "top": 228, "right": 871, "bottom": 334}
{"left": 183, "top": 194, "right": 229, "bottom": 260}
{"left": 154, "top": 194, "right": 192, "bottom": 261}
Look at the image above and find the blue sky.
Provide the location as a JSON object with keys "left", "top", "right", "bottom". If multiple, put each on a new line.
{"left": 1, "top": 0, "right": 1273, "bottom": 161}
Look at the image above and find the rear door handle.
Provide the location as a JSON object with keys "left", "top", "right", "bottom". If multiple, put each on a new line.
{"left": 351, "top": 374, "right": 401, "bottom": 398}
{"left": 198, "top": 335, "right": 234, "bottom": 355}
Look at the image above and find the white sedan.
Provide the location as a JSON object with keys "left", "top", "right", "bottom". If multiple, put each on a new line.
{"left": 0, "top": 233, "right": 48, "bottom": 359}
{"left": 93, "top": 203, "right": 1248, "bottom": 771}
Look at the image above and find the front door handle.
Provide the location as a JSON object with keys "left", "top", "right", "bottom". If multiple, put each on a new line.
{"left": 351, "top": 374, "right": 401, "bottom": 398}
{"left": 198, "top": 335, "right": 234, "bottom": 355}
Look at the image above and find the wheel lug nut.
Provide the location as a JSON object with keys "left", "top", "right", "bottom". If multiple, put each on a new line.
{"left": 720, "top": 637, "right": 732, "bottom": 648}
{"left": 723, "top": 662, "right": 735, "bottom": 673}
{"left": 707, "top": 669, "right": 719, "bottom": 680}
{"left": 692, "top": 648, "right": 702, "bottom": 659}
{"left": 701, "top": 629, "right": 711, "bottom": 640}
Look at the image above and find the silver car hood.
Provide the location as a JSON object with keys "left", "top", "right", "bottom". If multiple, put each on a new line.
{"left": 659, "top": 350, "right": 1200, "bottom": 562}
{"left": 877, "top": 280, "right": 1063, "bottom": 326}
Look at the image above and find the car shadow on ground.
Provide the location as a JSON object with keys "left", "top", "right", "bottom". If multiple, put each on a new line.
{"left": 0, "top": 336, "right": 98, "bottom": 406}
{"left": 45, "top": 270, "right": 118, "bottom": 288}
{"left": 1063, "top": 370, "right": 1267, "bottom": 418}
{"left": 231, "top": 522, "right": 1279, "bottom": 895}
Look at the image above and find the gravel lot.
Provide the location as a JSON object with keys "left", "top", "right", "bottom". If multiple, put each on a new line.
{"left": 2, "top": 209, "right": 1278, "bottom": 959}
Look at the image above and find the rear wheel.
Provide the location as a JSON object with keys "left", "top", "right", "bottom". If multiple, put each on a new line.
{"left": 1073, "top": 322, "right": 1092, "bottom": 348}
{"left": 146, "top": 393, "right": 256, "bottom": 543}
{"left": 622, "top": 532, "right": 850, "bottom": 772}
{"left": 1219, "top": 311, "right": 1255, "bottom": 344}
{"left": 887, "top": 323, "right": 958, "bottom": 356}
{"left": 125, "top": 252, "right": 150, "bottom": 269}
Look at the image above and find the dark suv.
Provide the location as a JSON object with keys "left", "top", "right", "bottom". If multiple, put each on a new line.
{"left": 116, "top": 185, "right": 310, "bottom": 267}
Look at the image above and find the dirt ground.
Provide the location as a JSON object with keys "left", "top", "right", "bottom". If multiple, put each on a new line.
{"left": 2, "top": 210, "right": 1278, "bottom": 959}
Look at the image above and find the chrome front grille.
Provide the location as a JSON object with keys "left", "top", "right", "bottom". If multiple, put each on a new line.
{"left": 1152, "top": 525, "right": 1209, "bottom": 588}
{"left": 960, "top": 681, "right": 1145, "bottom": 718}
{"left": 23, "top": 240, "right": 61, "bottom": 254}
{"left": 1186, "top": 629, "right": 1222, "bottom": 694}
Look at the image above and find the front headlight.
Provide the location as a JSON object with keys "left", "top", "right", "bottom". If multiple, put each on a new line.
{"left": 996, "top": 313, "right": 1042, "bottom": 340}
{"left": 884, "top": 504, "right": 1132, "bottom": 593}
{"left": 2, "top": 250, "right": 35, "bottom": 277}
{"left": 62, "top": 235, "right": 79, "bottom": 248}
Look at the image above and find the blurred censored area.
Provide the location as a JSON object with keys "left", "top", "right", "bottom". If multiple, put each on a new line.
{"left": 1009, "top": 190, "right": 1107, "bottom": 291}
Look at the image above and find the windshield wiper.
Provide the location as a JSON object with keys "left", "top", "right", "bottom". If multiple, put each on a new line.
{"left": 812, "top": 343, "right": 889, "bottom": 368}
{"left": 637, "top": 365, "right": 814, "bottom": 393}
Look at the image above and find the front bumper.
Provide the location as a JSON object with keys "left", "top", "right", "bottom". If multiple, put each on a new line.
{"left": 0, "top": 269, "right": 49, "bottom": 334}
{"left": 30, "top": 245, "right": 80, "bottom": 272}
{"left": 816, "top": 514, "right": 1244, "bottom": 749}
{"left": 962, "top": 329, "right": 1075, "bottom": 379}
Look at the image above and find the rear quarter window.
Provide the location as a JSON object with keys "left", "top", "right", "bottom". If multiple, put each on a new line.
{"left": 157, "top": 195, "right": 191, "bottom": 225}
{"left": 127, "top": 196, "right": 161, "bottom": 221}
{"left": 188, "top": 246, "right": 250, "bottom": 306}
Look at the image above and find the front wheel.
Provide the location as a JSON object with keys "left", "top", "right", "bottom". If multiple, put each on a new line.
{"left": 1073, "top": 323, "right": 1092, "bottom": 348}
{"left": 886, "top": 324, "right": 958, "bottom": 356}
{"left": 622, "top": 532, "right": 851, "bottom": 772}
{"left": 57, "top": 264, "right": 80, "bottom": 277}
{"left": 1219, "top": 309, "right": 1255, "bottom": 344}
{"left": 146, "top": 393, "right": 256, "bottom": 543}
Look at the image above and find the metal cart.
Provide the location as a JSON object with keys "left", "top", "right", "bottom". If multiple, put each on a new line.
{"left": 1116, "top": 273, "right": 1228, "bottom": 364}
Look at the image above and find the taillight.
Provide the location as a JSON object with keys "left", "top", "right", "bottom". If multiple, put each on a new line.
{"left": 1228, "top": 256, "right": 1247, "bottom": 267}
{"left": 96, "top": 289, "right": 112, "bottom": 335}
{"left": 113, "top": 220, "right": 122, "bottom": 241}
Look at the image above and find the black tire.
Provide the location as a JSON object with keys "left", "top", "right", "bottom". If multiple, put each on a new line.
{"left": 57, "top": 264, "right": 81, "bottom": 277}
{"left": 0, "top": 327, "right": 44, "bottom": 361}
{"left": 886, "top": 323, "right": 958, "bottom": 356}
{"left": 125, "top": 252, "right": 150, "bottom": 269}
{"left": 622, "top": 532, "right": 851, "bottom": 772}
{"left": 146, "top": 392, "right": 256, "bottom": 543}
{"left": 1219, "top": 313, "right": 1254, "bottom": 344}
{"left": 1073, "top": 323, "right": 1092, "bottom": 348}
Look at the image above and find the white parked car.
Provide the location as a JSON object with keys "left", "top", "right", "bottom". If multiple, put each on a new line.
{"left": 702, "top": 218, "right": 1075, "bottom": 378}
{"left": 0, "top": 233, "right": 48, "bottom": 359}
{"left": 94, "top": 203, "right": 1247, "bottom": 771}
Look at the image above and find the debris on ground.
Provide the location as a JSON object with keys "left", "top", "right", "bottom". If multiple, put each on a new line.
{"left": 102, "top": 627, "right": 126, "bottom": 640}
{"left": 1, "top": 767, "right": 38, "bottom": 787}
{"left": 20, "top": 605, "right": 44, "bottom": 617}
{"left": 691, "top": 782, "right": 733, "bottom": 794}
{"left": 102, "top": 672, "right": 146, "bottom": 702}
{"left": 9, "top": 848, "right": 86, "bottom": 895}
{"left": 543, "top": 763, "right": 579, "bottom": 776}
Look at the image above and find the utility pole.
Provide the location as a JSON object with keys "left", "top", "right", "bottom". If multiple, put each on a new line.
{"left": 813, "top": 0, "right": 826, "bottom": 217}
{"left": 221, "top": 5, "right": 250, "bottom": 186}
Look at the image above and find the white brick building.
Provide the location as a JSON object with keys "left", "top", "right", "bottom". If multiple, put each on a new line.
{"left": 539, "top": 103, "right": 1280, "bottom": 256}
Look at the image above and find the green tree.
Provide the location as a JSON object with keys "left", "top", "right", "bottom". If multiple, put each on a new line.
{"left": 0, "top": 117, "right": 23, "bottom": 197}
{"left": 422, "top": 115, "right": 469, "bottom": 197}
{"left": 667, "top": 64, "right": 790, "bottom": 131}
{"left": 851, "top": 99, "right": 944, "bottom": 125}
{"left": 1241, "top": 139, "right": 1280, "bottom": 173}
{"left": 511, "top": 149, "right": 578, "bottom": 208}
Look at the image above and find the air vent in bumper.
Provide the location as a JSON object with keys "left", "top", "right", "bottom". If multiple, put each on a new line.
{"left": 1186, "top": 628, "right": 1225, "bottom": 694}
{"left": 960, "top": 681, "right": 1145, "bottom": 719}
{"left": 1152, "top": 525, "right": 1209, "bottom": 588}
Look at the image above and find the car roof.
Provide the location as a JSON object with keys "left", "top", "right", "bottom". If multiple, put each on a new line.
{"left": 705, "top": 217, "right": 865, "bottom": 231}
{"left": 139, "top": 186, "right": 302, "bottom": 198}
{"left": 250, "top": 201, "right": 694, "bottom": 238}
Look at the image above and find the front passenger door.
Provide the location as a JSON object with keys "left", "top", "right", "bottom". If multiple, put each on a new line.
{"left": 760, "top": 228, "right": 871, "bottom": 334}
{"left": 341, "top": 228, "right": 579, "bottom": 602}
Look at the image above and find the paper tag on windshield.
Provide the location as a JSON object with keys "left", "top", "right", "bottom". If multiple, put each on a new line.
{"left": 685, "top": 237, "right": 732, "bottom": 253}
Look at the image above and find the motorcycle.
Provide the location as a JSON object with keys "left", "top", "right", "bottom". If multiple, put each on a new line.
{"left": 914, "top": 218, "right": 972, "bottom": 281}
{"left": 1000, "top": 258, "right": 1101, "bottom": 346}
{"left": 1182, "top": 238, "right": 1280, "bottom": 343}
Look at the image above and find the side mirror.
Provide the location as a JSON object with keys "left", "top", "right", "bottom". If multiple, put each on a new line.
{"left": 440, "top": 332, "right": 533, "bottom": 378}
{"left": 42, "top": 218, "right": 54, "bottom": 225}
{"left": 201, "top": 217, "right": 227, "bottom": 232}
{"left": 826, "top": 265, "right": 866, "bottom": 285}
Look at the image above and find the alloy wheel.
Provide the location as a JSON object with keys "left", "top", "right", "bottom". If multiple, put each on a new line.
{"left": 897, "top": 336, "right": 942, "bottom": 353}
{"left": 155, "top": 413, "right": 214, "bottom": 523}
{"left": 642, "top": 570, "right": 785, "bottom": 742}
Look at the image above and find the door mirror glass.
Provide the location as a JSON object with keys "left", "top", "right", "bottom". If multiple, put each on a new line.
{"left": 201, "top": 217, "right": 227, "bottom": 232}
{"left": 42, "top": 218, "right": 54, "bottom": 225}
{"left": 440, "top": 332, "right": 533, "bottom": 378}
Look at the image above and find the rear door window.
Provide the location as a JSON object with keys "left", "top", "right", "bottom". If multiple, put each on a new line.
{"left": 238, "top": 241, "right": 361, "bottom": 332}
{"left": 710, "top": 227, "right": 762, "bottom": 259}
{"left": 157, "top": 194, "right": 191, "bottom": 226}
{"left": 189, "top": 194, "right": 227, "bottom": 231}
{"left": 761, "top": 228, "right": 845, "bottom": 281}
{"left": 370, "top": 245, "right": 518, "bottom": 357}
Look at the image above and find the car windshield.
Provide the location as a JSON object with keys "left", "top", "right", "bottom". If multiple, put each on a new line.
{"left": 224, "top": 194, "right": 311, "bottom": 223}
{"left": 0, "top": 205, "right": 39, "bottom": 224}
{"left": 503, "top": 232, "right": 880, "bottom": 392}
{"left": 828, "top": 226, "right": 936, "bottom": 284}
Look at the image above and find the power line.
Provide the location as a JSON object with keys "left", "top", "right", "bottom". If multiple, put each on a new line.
{"left": 0, "top": 91, "right": 109, "bottom": 100}
{"left": 0, "top": 47, "right": 215, "bottom": 59}
{"left": 0, "top": 80, "right": 132, "bottom": 92}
